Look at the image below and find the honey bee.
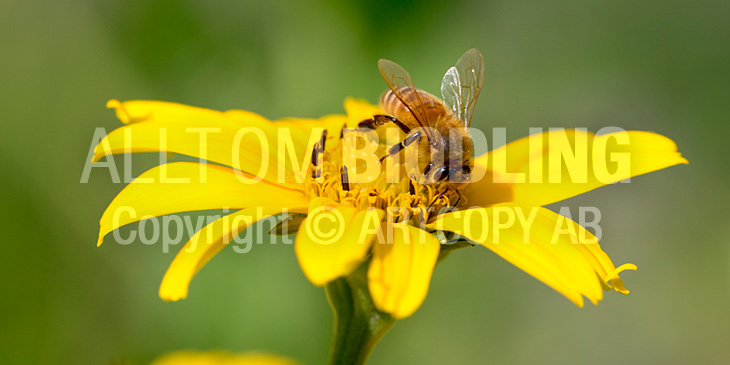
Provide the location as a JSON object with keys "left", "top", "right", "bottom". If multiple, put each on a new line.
{"left": 359, "top": 48, "right": 485, "bottom": 184}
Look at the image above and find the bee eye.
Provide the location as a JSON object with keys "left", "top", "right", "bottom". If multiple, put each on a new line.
{"left": 433, "top": 166, "right": 449, "bottom": 182}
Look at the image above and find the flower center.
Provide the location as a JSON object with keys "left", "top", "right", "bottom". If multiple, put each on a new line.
{"left": 303, "top": 131, "right": 465, "bottom": 225}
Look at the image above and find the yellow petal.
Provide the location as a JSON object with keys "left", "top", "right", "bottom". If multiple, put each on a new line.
{"left": 466, "top": 130, "right": 687, "bottom": 206}
{"left": 277, "top": 114, "right": 348, "bottom": 151}
{"left": 429, "top": 204, "right": 635, "bottom": 306}
{"left": 295, "top": 198, "right": 385, "bottom": 285}
{"left": 97, "top": 162, "right": 307, "bottom": 246}
{"left": 159, "top": 206, "right": 305, "bottom": 301}
{"left": 93, "top": 121, "right": 287, "bottom": 184}
{"left": 151, "top": 350, "right": 298, "bottom": 365}
{"left": 459, "top": 168, "right": 516, "bottom": 208}
{"left": 107, "top": 99, "right": 269, "bottom": 126}
{"left": 604, "top": 263, "right": 637, "bottom": 294}
{"left": 368, "top": 224, "right": 440, "bottom": 319}
{"left": 103, "top": 100, "right": 346, "bottom": 185}
{"left": 102, "top": 100, "right": 287, "bottom": 184}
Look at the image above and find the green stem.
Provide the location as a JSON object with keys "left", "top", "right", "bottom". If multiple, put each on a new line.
{"left": 325, "top": 266, "right": 394, "bottom": 365}
{"left": 324, "top": 236, "right": 471, "bottom": 364}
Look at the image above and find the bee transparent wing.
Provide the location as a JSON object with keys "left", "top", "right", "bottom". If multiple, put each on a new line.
{"left": 441, "top": 67, "right": 463, "bottom": 120}
{"left": 378, "top": 59, "right": 435, "bottom": 143}
{"left": 441, "top": 48, "right": 484, "bottom": 127}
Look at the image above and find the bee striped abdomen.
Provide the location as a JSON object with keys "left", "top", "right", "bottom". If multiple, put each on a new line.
{"left": 379, "top": 87, "right": 450, "bottom": 126}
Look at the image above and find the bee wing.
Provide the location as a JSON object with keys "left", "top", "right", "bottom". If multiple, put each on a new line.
{"left": 378, "top": 58, "right": 435, "bottom": 143}
{"left": 441, "top": 67, "right": 463, "bottom": 120}
{"left": 441, "top": 48, "right": 484, "bottom": 127}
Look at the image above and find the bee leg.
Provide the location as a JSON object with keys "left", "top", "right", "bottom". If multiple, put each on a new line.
{"left": 358, "top": 115, "right": 411, "bottom": 134}
{"left": 340, "top": 166, "right": 350, "bottom": 191}
{"left": 451, "top": 189, "right": 465, "bottom": 207}
{"left": 427, "top": 189, "right": 449, "bottom": 210}
{"left": 311, "top": 129, "right": 328, "bottom": 179}
{"left": 389, "top": 117, "right": 411, "bottom": 134}
{"left": 379, "top": 130, "right": 422, "bottom": 163}
{"left": 357, "top": 116, "right": 383, "bottom": 130}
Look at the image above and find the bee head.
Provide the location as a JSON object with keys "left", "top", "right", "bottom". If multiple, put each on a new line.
{"left": 425, "top": 127, "right": 474, "bottom": 183}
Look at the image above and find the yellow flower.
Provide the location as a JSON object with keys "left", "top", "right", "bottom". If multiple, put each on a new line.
{"left": 151, "top": 350, "right": 297, "bottom": 365}
{"left": 95, "top": 98, "right": 686, "bottom": 319}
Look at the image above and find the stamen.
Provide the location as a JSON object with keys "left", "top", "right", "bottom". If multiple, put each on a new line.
{"left": 310, "top": 129, "right": 328, "bottom": 179}
{"left": 341, "top": 166, "right": 350, "bottom": 191}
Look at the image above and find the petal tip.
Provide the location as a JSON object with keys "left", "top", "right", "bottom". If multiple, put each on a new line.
{"left": 305, "top": 272, "right": 331, "bottom": 287}
{"left": 105, "top": 99, "right": 134, "bottom": 123}
{"left": 573, "top": 296, "right": 586, "bottom": 308}
{"left": 106, "top": 99, "right": 121, "bottom": 109}
{"left": 159, "top": 286, "right": 188, "bottom": 302}
{"left": 605, "top": 263, "right": 637, "bottom": 295}
{"left": 160, "top": 295, "right": 185, "bottom": 302}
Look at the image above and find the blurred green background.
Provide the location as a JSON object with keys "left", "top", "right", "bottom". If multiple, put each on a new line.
{"left": 1, "top": 0, "right": 728, "bottom": 364}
